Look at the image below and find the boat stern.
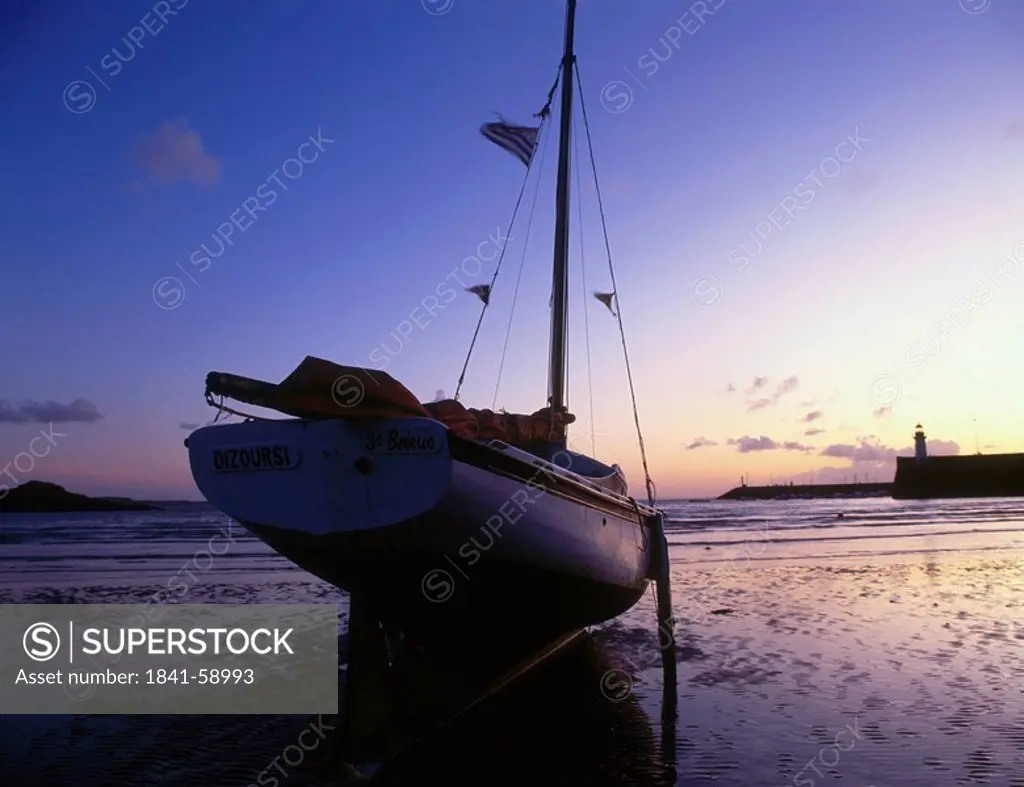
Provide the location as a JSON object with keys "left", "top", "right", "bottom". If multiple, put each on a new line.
{"left": 186, "top": 417, "right": 453, "bottom": 535}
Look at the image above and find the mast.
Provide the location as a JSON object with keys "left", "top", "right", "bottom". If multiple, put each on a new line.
{"left": 547, "top": 0, "right": 576, "bottom": 443}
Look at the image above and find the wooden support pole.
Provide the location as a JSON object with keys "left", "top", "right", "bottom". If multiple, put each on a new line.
{"left": 651, "top": 512, "right": 677, "bottom": 685}
{"left": 343, "top": 592, "right": 398, "bottom": 763}
{"left": 649, "top": 511, "right": 679, "bottom": 780}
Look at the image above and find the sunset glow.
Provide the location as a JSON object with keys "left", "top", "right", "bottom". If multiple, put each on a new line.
{"left": 2, "top": 0, "right": 1022, "bottom": 500}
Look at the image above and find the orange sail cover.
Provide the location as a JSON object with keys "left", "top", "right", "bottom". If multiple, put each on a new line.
{"left": 424, "top": 399, "right": 575, "bottom": 445}
{"left": 205, "top": 356, "right": 574, "bottom": 448}
{"left": 206, "top": 357, "right": 430, "bottom": 421}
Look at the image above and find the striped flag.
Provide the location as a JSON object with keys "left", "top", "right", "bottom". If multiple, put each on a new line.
{"left": 594, "top": 291, "right": 617, "bottom": 316}
{"left": 480, "top": 120, "right": 539, "bottom": 167}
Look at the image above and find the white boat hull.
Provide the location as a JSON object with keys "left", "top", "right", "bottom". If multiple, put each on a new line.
{"left": 187, "top": 416, "right": 655, "bottom": 639}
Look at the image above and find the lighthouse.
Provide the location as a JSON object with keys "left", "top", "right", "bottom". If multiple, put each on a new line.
{"left": 914, "top": 423, "right": 927, "bottom": 463}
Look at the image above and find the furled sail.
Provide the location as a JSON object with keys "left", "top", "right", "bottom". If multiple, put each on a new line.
{"left": 205, "top": 357, "right": 574, "bottom": 449}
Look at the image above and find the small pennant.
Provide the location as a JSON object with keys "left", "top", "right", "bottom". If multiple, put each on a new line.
{"left": 594, "top": 291, "right": 617, "bottom": 316}
{"left": 467, "top": 284, "right": 491, "bottom": 305}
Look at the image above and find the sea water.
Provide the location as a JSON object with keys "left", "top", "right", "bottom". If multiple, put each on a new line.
{"left": 1, "top": 497, "right": 1022, "bottom": 785}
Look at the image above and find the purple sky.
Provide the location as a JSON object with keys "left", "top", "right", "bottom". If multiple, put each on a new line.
{"left": 1, "top": 0, "right": 1022, "bottom": 499}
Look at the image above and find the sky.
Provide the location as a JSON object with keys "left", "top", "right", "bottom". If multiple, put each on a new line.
{"left": 1, "top": 0, "right": 1023, "bottom": 500}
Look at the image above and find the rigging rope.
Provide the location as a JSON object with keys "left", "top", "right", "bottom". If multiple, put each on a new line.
{"left": 206, "top": 392, "right": 273, "bottom": 423}
{"left": 574, "top": 60, "right": 657, "bottom": 507}
{"left": 571, "top": 110, "right": 597, "bottom": 456}
{"left": 492, "top": 125, "right": 554, "bottom": 409}
{"left": 453, "top": 116, "right": 549, "bottom": 402}
{"left": 453, "top": 67, "right": 562, "bottom": 402}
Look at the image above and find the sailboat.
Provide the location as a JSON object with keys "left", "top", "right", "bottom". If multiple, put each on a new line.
{"left": 186, "top": 0, "right": 659, "bottom": 645}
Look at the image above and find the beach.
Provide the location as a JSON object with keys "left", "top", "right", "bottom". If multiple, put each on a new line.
{"left": 1, "top": 497, "right": 1022, "bottom": 785}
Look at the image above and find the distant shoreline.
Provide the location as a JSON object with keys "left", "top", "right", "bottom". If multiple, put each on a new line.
{"left": 717, "top": 482, "right": 892, "bottom": 501}
{"left": 0, "top": 481, "right": 160, "bottom": 513}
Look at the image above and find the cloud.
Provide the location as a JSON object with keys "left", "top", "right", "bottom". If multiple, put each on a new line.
{"left": 745, "top": 375, "right": 800, "bottom": 411}
{"left": 802, "top": 409, "right": 823, "bottom": 422}
{"left": 873, "top": 406, "right": 892, "bottom": 419}
{"left": 799, "top": 400, "right": 815, "bottom": 407}
{"left": 131, "top": 118, "right": 221, "bottom": 188}
{"left": 1007, "top": 121, "right": 1024, "bottom": 139}
{"left": 728, "top": 435, "right": 777, "bottom": 452}
{"left": 745, "top": 376, "right": 769, "bottom": 394}
{"left": 0, "top": 398, "right": 103, "bottom": 424}
{"left": 804, "top": 428, "right": 825, "bottom": 436}
{"left": 725, "top": 383, "right": 736, "bottom": 393}
{"left": 781, "top": 435, "right": 961, "bottom": 485}
{"left": 686, "top": 437, "right": 718, "bottom": 450}
{"left": 929, "top": 439, "right": 959, "bottom": 454}
{"left": 820, "top": 436, "right": 960, "bottom": 463}
{"left": 821, "top": 439, "right": 894, "bottom": 463}
{"left": 727, "top": 435, "right": 811, "bottom": 453}
{"left": 775, "top": 375, "right": 799, "bottom": 397}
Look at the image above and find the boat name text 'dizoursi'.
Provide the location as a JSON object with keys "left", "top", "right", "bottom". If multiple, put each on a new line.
{"left": 211, "top": 444, "right": 301, "bottom": 472}
{"left": 365, "top": 428, "right": 441, "bottom": 454}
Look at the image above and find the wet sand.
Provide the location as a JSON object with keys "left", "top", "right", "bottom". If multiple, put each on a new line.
{"left": 596, "top": 549, "right": 1024, "bottom": 786}
{"left": 3, "top": 548, "right": 1022, "bottom": 785}
{"left": 2, "top": 499, "right": 1023, "bottom": 784}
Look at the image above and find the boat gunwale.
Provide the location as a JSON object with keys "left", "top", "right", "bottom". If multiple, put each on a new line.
{"left": 447, "top": 433, "right": 658, "bottom": 523}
